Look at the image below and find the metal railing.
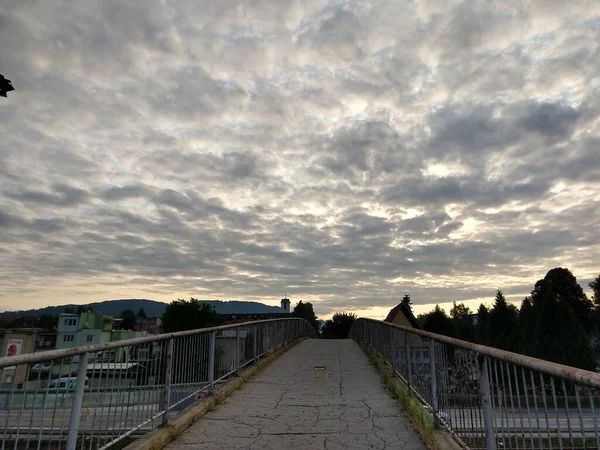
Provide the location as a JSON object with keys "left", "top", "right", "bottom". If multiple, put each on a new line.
{"left": 351, "top": 318, "right": 600, "bottom": 450}
{"left": 0, "top": 318, "right": 317, "bottom": 450}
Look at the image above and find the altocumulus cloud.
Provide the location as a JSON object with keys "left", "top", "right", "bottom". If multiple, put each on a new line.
{"left": 1, "top": 0, "right": 599, "bottom": 316}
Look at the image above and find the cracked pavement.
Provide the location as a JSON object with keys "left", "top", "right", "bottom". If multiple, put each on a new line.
{"left": 165, "top": 339, "right": 427, "bottom": 449}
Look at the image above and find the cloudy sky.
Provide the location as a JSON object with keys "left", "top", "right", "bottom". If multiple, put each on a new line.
{"left": 1, "top": 0, "right": 599, "bottom": 319}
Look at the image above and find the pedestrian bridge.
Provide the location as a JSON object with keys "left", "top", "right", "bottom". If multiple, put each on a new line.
{"left": 1, "top": 318, "right": 599, "bottom": 450}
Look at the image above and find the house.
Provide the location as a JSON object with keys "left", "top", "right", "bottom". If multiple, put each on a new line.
{"left": 56, "top": 312, "right": 139, "bottom": 362}
{"left": 0, "top": 328, "right": 46, "bottom": 388}
{"left": 384, "top": 298, "right": 423, "bottom": 329}
{"left": 134, "top": 317, "right": 162, "bottom": 334}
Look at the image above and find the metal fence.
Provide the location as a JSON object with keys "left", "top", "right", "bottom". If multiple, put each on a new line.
{"left": 351, "top": 318, "right": 600, "bottom": 450}
{"left": 0, "top": 318, "right": 316, "bottom": 450}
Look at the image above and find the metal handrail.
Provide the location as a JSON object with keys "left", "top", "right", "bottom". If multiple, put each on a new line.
{"left": 0, "top": 318, "right": 308, "bottom": 368}
{"left": 352, "top": 318, "right": 600, "bottom": 450}
{"left": 0, "top": 317, "right": 317, "bottom": 450}
{"left": 359, "top": 318, "right": 600, "bottom": 388}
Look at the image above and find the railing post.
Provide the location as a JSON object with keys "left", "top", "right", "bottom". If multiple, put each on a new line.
{"left": 390, "top": 330, "right": 397, "bottom": 371}
{"left": 161, "top": 338, "right": 174, "bottom": 427}
{"left": 235, "top": 328, "right": 241, "bottom": 375}
{"left": 66, "top": 352, "right": 88, "bottom": 450}
{"left": 266, "top": 323, "right": 270, "bottom": 353}
{"left": 479, "top": 355, "right": 496, "bottom": 450}
{"left": 253, "top": 325, "right": 258, "bottom": 360}
{"left": 208, "top": 331, "right": 216, "bottom": 394}
{"left": 429, "top": 339, "right": 439, "bottom": 429}
{"left": 406, "top": 335, "right": 413, "bottom": 387}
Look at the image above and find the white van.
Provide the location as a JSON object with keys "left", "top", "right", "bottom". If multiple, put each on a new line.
{"left": 48, "top": 377, "right": 89, "bottom": 390}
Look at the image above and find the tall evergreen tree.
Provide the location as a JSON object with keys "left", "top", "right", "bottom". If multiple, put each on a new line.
{"left": 487, "top": 290, "right": 520, "bottom": 352}
{"left": 519, "top": 297, "right": 537, "bottom": 354}
{"left": 401, "top": 294, "right": 412, "bottom": 313}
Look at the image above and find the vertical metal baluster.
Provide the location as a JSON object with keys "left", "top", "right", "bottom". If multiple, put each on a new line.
{"left": 406, "top": 335, "right": 413, "bottom": 389}
{"left": 25, "top": 364, "right": 43, "bottom": 449}
{"left": 142, "top": 342, "right": 155, "bottom": 429}
{"left": 112, "top": 346, "right": 127, "bottom": 443}
{"left": 58, "top": 358, "right": 74, "bottom": 449}
{"left": 465, "top": 352, "right": 475, "bottom": 447}
{"left": 458, "top": 351, "right": 466, "bottom": 439}
{"left": 529, "top": 370, "right": 542, "bottom": 450}
{"left": 587, "top": 386, "right": 599, "bottom": 450}
{"left": 48, "top": 358, "right": 64, "bottom": 450}
{"left": 521, "top": 367, "right": 535, "bottom": 450}
{"left": 492, "top": 360, "right": 506, "bottom": 449}
{"left": 439, "top": 344, "right": 448, "bottom": 427}
{"left": 123, "top": 348, "right": 134, "bottom": 446}
{"left": 101, "top": 351, "right": 115, "bottom": 448}
{"left": 390, "top": 329, "right": 397, "bottom": 372}
{"left": 88, "top": 352, "right": 104, "bottom": 450}
{"left": 498, "top": 362, "right": 515, "bottom": 449}
{"left": 13, "top": 363, "right": 31, "bottom": 450}
{"left": 429, "top": 339, "right": 439, "bottom": 429}
{"left": 78, "top": 351, "right": 94, "bottom": 450}
{"left": 173, "top": 336, "right": 181, "bottom": 410}
{"left": 37, "top": 360, "right": 55, "bottom": 450}
{"left": 561, "top": 379, "right": 575, "bottom": 448}
{"left": 161, "top": 338, "right": 173, "bottom": 427}
{"left": 8, "top": 365, "right": 27, "bottom": 450}
{"left": 66, "top": 352, "right": 89, "bottom": 450}
{"left": 195, "top": 333, "right": 202, "bottom": 393}
{"left": 0, "top": 365, "right": 16, "bottom": 450}
{"left": 574, "top": 385, "right": 586, "bottom": 449}
{"left": 478, "top": 355, "right": 496, "bottom": 450}
{"left": 253, "top": 325, "right": 258, "bottom": 362}
{"left": 467, "top": 352, "right": 477, "bottom": 448}
{"left": 265, "top": 323, "right": 269, "bottom": 354}
{"left": 539, "top": 373, "right": 552, "bottom": 450}
{"left": 208, "top": 332, "right": 215, "bottom": 394}
{"left": 235, "top": 328, "right": 241, "bottom": 375}
{"left": 110, "top": 348, "right": 123, "bottom": 445}
{"left": 512, "top": 365, "right": 526, "bottom": 450}
{"left": 474, "top": 355, "right": 485, "bottom": 449}
{"left": 550, "top": 378, "right": 563, "bottom": 450}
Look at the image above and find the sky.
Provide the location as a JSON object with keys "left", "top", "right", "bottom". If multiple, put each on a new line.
{"left": 1, "top": 0, "right": 599, "bottom": 320}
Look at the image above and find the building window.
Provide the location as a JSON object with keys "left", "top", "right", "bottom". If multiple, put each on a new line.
{"left": 86, "top": 334, "right": 93, "bottom": 343}
{"left": 64, "top": 319, "right": 77, "bottom": 327}
{"left": 63, "top": 335, "right": 74, "bottom": 343}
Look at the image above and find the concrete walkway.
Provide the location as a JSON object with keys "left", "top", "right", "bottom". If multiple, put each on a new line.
{"left": 165, "top": 339, "right": 427, "bottom": 449}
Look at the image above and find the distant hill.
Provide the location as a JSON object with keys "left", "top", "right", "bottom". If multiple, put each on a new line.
{"left": 0, "top": 299, "right": 283, "bottom": 319}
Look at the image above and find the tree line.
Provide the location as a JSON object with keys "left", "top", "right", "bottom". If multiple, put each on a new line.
{"left": 417, "top": 268, "right": 600, "bottom": 371}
